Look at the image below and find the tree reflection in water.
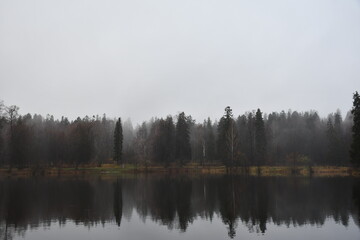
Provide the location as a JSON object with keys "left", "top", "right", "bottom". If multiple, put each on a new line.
{"left": 0, "top": 176, "right": 359, "bottom": 239}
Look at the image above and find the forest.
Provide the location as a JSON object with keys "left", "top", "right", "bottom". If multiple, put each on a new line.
{"left": 0, "top": 92, "right": 359, "bottom": 169}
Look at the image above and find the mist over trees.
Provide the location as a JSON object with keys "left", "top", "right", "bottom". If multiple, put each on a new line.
{"left": 0, "top": 99, "right": 356, "bottom": 168}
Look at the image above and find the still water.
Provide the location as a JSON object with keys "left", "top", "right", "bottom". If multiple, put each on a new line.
{"left": 0, "top": 175, "right": 359, "bottom": 240}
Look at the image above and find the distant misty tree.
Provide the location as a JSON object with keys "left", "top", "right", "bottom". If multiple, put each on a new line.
{"left": 11, "top": 116, "right": 32, "bottom": 168}
{"left": 71, "top": 118, "right": 94, "bottom": 169}
{"left": 255, "top": 109, "right": 266, "bottom": 166}
{"left": 205, "top": 118, "right": 216, "bottom": 162}
{"left": 350, "top": 91, "right": 360, "bottom": 167}
{"left": 122, "top": 118, "right": 135, "bottom": 163}
{"left": 236, "top": 115, "right": 248, "bottom": 165}
{"left": 114, "top": 118, "right": 123, "bottom": 165}
{"left": 92, "top": 114, "right": 114, "bottom": 167}
{"left": 246, "top": 112, "right": 255, "bottom": 165}
{"left": 326, "top": 117, "right": 338, "bottom": 165}
{"left": 175, "top": 112, "right": 191, "bottom": 165}
{"left": 163, "top": 116, "right": 176, "bottom": 165}
{"left": 134, "top": 122, "right": 148, "bottom": 164}
{"left": 5, "top": 105, "right": 19, "bottom": 169}
{"left": 327, "top": 111, "right": 347, "bottom": 166}
{"left": 149, "top": 116, "right": 175, "bottom": 166}
{"left": 190, "top": 122, "right": 214, "bottom": 165}
{"left": 5, "top": 105, "right": 19, "bottom": 129}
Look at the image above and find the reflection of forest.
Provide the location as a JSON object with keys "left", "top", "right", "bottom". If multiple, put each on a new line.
{"left": 0, "top": 176, "right": 359, "bottom": 239}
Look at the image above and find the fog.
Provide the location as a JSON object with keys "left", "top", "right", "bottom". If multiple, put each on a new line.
{"left": 1, "top": 0, "right": 360, "bottom": 123}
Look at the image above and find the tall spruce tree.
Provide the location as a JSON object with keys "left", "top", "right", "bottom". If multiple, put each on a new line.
{"left": 114, "top": 118, "right": 123, "bottom": 164}
{"left": 350, "top": 91, "right": 360, "bottom": 167}
{"left": 217, "top": 106, "right": 237, "bottom": 167}
{"left": 175, "top": 112, "right": 191, "bottom": 165}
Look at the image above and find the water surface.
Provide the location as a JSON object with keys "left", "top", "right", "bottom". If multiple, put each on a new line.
{"left": 0, "top": 175, "right": 359, "bottom": 239}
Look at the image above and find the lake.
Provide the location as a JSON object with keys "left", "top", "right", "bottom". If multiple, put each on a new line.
{"left": 0, "top": 175, "right": 359, "bottom": 240}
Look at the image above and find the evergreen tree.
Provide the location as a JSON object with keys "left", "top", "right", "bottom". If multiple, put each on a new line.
{"left": 175, "top": 112, "right": 191, "bottom": 165}
{"left": 114, "top": 118, "right": 123, "bottom": 164}
{"left": 217, "top": 106, "right": 237, "bottom": 167}
{"left": 350, "top": 91, "right": 360, "bottom": 167}
{"left": 255, "top": 109, "right": 266, "bottom": 166}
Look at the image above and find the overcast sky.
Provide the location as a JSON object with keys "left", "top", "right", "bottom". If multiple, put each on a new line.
{"left": 1, "top": 0, "right": 360, "bottom": 124}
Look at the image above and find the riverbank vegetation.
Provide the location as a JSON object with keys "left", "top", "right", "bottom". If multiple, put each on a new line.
{"left": 0, "top": 92, "right": 359, "bottom": 172}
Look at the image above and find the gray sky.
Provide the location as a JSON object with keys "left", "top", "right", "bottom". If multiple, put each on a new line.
{"left": 1, "top": 0, "right": 360, "bottom": 124}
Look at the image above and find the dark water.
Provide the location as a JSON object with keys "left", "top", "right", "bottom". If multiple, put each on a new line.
{"left": 0, "top": 175, "right": 359, "bottom": 240}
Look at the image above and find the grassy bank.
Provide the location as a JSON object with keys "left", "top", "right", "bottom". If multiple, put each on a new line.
{"left": 0, "top": 164, "right": 359, "bottom": 177}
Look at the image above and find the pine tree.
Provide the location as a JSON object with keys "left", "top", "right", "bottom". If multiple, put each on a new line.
{"left": 350, "top": 91, "right": 360, "bottom": 167}
{"left": 114, "top": 118, "right": 123, "bottom": 165}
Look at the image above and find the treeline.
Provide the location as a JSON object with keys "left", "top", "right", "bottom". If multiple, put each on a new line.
{"left": 0, "top": 100, "right": 355, "bottom": 168}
